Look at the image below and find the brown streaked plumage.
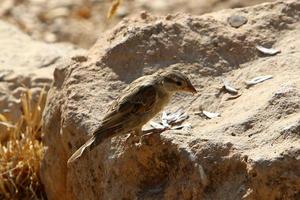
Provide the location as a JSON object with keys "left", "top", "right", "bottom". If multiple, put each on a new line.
{"left": 67, "top": 70, "right": 196, "bottom": 164}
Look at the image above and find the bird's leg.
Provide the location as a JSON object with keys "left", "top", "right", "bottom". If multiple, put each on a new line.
{"left": 133, "top": 128, "right": 143, "bottom": 136}
{"left": 125, "top": 128, "right": 142, "bottom": 144}
{"left": 142, "top": 127, "right": 169, "bottom": 135}
{"left": 140, "top": 128, "right": 169, "bottom": 145}
{"left": 138, "top": 127, "right": 167, "bottom": 144}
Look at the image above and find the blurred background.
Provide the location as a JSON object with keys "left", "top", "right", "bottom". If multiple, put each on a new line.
{"left": 0, "top": 0, "right": 274, "bottom": 48}
{"left": 0, "top": 0, "right": 276, "bottom": 199}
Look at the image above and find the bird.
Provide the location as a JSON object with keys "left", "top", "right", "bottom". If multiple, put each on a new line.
{"left": 67, "top": 70, "right": 197, "bottom": 164}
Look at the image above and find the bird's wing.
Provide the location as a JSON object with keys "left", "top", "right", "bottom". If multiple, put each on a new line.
{"left": 67, "top": 84, "right": 157, "bottom": 164}
{"left": 97, "top": 84, "right": 157, "bottom": 134}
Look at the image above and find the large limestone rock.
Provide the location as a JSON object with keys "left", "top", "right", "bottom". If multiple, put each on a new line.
{"left": 0, "top": 20, "right": 85, "bottom": 138}
{"left": 41, "top": 1, "right": 300, "bottom": 199}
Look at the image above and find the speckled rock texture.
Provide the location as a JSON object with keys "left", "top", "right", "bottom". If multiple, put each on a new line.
{"left": 41, "top": 1, "right": 300, "bottom": 199}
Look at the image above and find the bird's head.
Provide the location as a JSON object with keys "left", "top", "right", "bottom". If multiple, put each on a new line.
{"left": 160, "top": 70, "right": 197, "bottom": 94}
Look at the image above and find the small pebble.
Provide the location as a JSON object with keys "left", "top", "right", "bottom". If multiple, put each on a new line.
{"left": 228, "top": 15, "right": 248, "bottom": 28}
{"left": 140, "top": 11, "right": 148, "bottom": 20}
{"left": 166, "top": 14, "right": 172, "bottom": 20}
{"left": 71, "top": 55, "right": 88, "bottom": 62}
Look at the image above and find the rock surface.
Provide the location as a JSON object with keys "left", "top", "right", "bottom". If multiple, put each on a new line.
{"left": 41, "top": 1, "right": 300, "bottom": 199}
{"left": 0, "top": 20, "right": 85, "bottom": 138}
{"left": 0, "top": 0, "right": 274, "bottom": 48}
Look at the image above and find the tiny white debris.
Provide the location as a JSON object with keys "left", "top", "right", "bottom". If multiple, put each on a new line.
{"left": 256, "top": 45, "right": 281, "bottom": 55}
{"left": 161, "top": 111, "right": 170, "bottom": 127}
{"left": 225, "top": 93, "right": 242, "bottom": 100}
{"left": 222, "top": 78, "right": 238, "bottom": 94}
{"left": 150, "top": 121, "right": 165, "bottom": 129}
{"left": 203, "top": 111, "right": 220, "bottom": 119}
{"left": 162, "top": 108, "right": 188, "bottom": 125}
{"left": 151, "top": 108, "right": 189, "bottom": 130}
{"left": 171, "top": 123, "right": 192, "bottom": 130}
{"left": 246, "top": 75, "right": 273, "bottom": 86}
{"left": 174, "top": 112, "right": 188, "bottom": 124}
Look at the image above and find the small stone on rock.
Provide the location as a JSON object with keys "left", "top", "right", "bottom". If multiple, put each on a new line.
{"left": 166, "top": 14, "right": 172, "bottom": 20}
{"left": 71, "top": 55, "right": 88, "bottom": 62}
{"left": 140, "top": 11, "right": 148, "bottom": 20}
{"left": 228, "top": 15, "right": 248, "bottom": 28}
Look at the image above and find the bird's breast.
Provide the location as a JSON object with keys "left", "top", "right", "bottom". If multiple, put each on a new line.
{"left": 149, "top": 90, "right": 171, "bottom": 118}
{"left": 132, "top": 86, "right": 171, "bottom": 128}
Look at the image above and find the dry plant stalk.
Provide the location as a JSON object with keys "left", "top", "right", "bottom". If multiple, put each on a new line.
{"left": 0, "top": 88, "right": 47, "bottom": 200}
{"left": 107, "top": 0, "right": 122, "bottom": 19}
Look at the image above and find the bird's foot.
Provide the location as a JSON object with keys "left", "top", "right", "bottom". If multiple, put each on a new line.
{"left": 142, "top": 127, "right": 169, "bottom": 135}
{"left": 125, "top": 128, "right": 168, "bottom": 146}
{"left": 125, "top": 132, "right": 140, "bottom": 144}
{"left": 140, "top": 128, "right": 169, "bottom": 145}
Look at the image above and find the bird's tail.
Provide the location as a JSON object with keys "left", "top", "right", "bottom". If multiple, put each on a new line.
{"left": 67, "top": 129, "right": 115, "bottom": 164}
{"left": 67, "top": 136, "right": 96, "bottom": 164}
{"left": 67, "top": 125, "right": 124, "bottom": 164}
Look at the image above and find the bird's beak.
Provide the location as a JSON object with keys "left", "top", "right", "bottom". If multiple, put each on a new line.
{"left": 186, "top": 83, "right": 197, "bottom": 94}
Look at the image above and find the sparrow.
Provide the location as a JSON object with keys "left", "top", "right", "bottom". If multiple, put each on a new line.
{"left": 67, "top": 70, "right": 197, "bottom": 164}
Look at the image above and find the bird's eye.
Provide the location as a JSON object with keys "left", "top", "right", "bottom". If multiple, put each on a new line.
{"left": 176, "top": 81, "right": 182, "bottom": 86}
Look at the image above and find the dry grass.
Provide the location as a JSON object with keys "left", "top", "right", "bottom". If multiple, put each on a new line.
{"left": 107, "top": 0, "right": 122, "bottom": 19}
{"left": 0, "top": 88, "right": 47, "bottom": 200}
